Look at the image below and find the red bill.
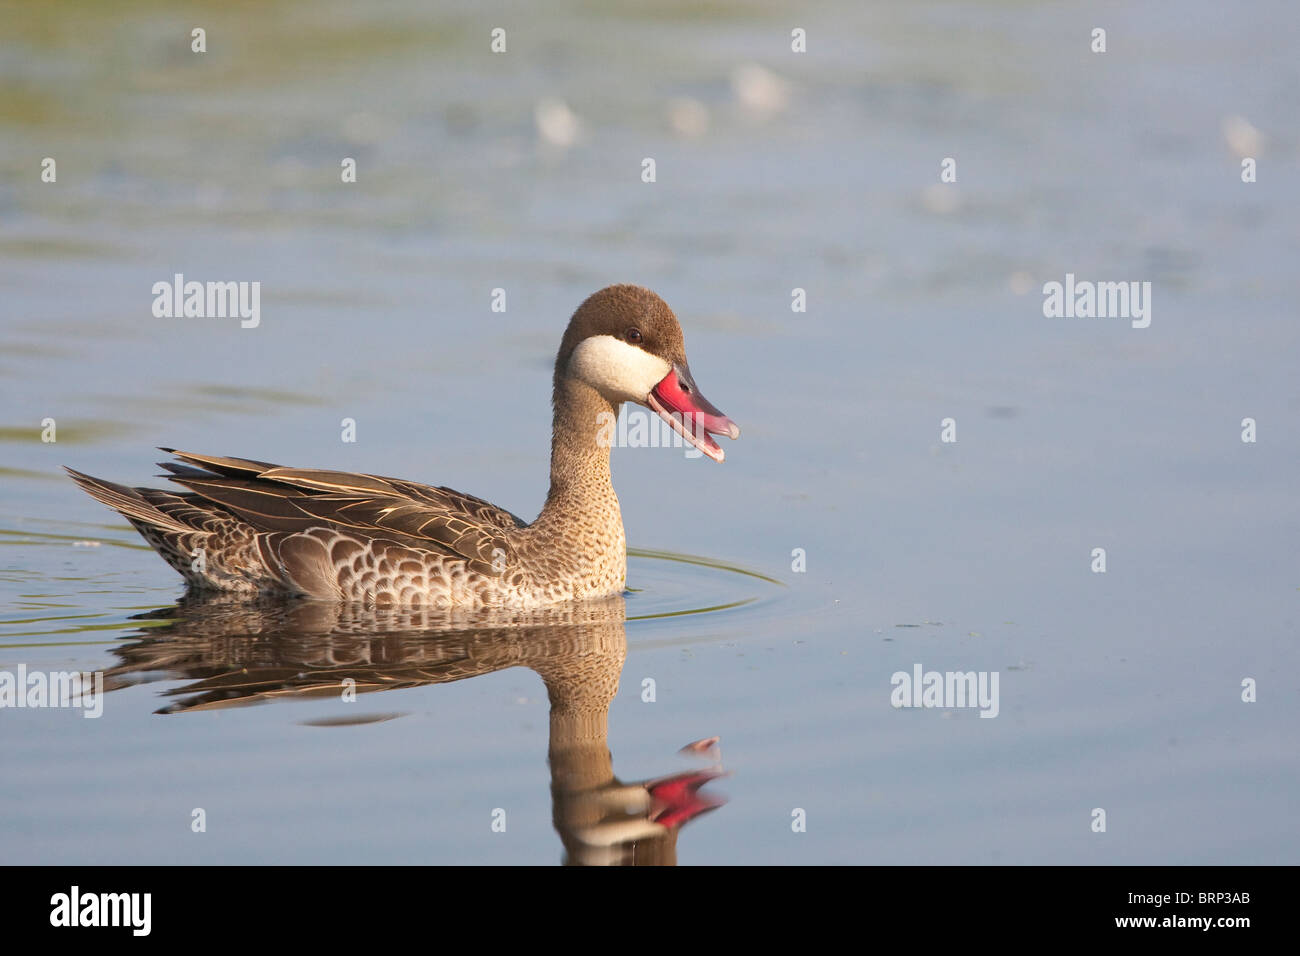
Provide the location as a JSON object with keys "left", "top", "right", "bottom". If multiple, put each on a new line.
{"left": 647, "top": 364, "right": 740, "bottom": 463}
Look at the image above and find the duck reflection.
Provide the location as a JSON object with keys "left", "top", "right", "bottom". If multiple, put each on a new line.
{"left": 105, "top": 594, "right": 724, "bottom": 865}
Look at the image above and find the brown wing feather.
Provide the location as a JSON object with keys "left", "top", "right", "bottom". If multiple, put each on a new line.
{"left": 167, "top": 477, "right": 316, "bottom": 531}
{"left": 159, "top": 453, "right": 524, "bottom": 570}
{"left": 257, "top": 467, "right": 401, "bottom": 496}
{"left": 161, "top": 449, "right": 280, "bottom": 479}
{"left": 390, "top": 479, "right": 527, "bottom": 532}
{"left": 289, "top": 495, "right": 513, "bottom": 574}
{"left": 71, "top": 452, "right": 528, "bottom": 587}
{"left": 256, "top": 467, "right": 527, "bottom": 531}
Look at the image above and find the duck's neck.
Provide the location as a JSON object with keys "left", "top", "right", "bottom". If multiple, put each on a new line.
{"left": 534, "top": 376, "right": 622, "bottom": 533}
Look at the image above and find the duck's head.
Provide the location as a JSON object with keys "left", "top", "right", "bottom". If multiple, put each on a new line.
{"left": 557, "top": 284, "right": 740, "bottom": 463}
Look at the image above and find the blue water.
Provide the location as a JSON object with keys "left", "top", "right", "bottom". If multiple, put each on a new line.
{"left": 1, "top": 0, "right": 1297, "bottom": 864}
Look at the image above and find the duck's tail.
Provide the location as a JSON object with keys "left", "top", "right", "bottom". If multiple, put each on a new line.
{"left": 64, "top": 467, "right": 195, "bottom": 534}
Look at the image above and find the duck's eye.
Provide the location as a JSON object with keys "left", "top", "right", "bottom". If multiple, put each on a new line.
{"left": 626, "top": 328, "right": 643, "bottom": 344}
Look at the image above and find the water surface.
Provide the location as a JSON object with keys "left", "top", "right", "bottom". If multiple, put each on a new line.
{"left": 1, "top": 0, "right": 1297, "bottom": 864}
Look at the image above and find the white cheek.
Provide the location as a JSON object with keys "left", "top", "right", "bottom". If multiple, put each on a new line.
{"left": 568, "top": 335, "right": 670, "bottom": 404}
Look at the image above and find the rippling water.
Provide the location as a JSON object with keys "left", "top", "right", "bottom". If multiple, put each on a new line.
{"left": 1, "top": 0, "right": 1298, "bottom": 864}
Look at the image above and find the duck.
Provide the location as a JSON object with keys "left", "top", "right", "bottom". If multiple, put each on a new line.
{"left": 66, "top": 284, "right": 740, "bottom": 608}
